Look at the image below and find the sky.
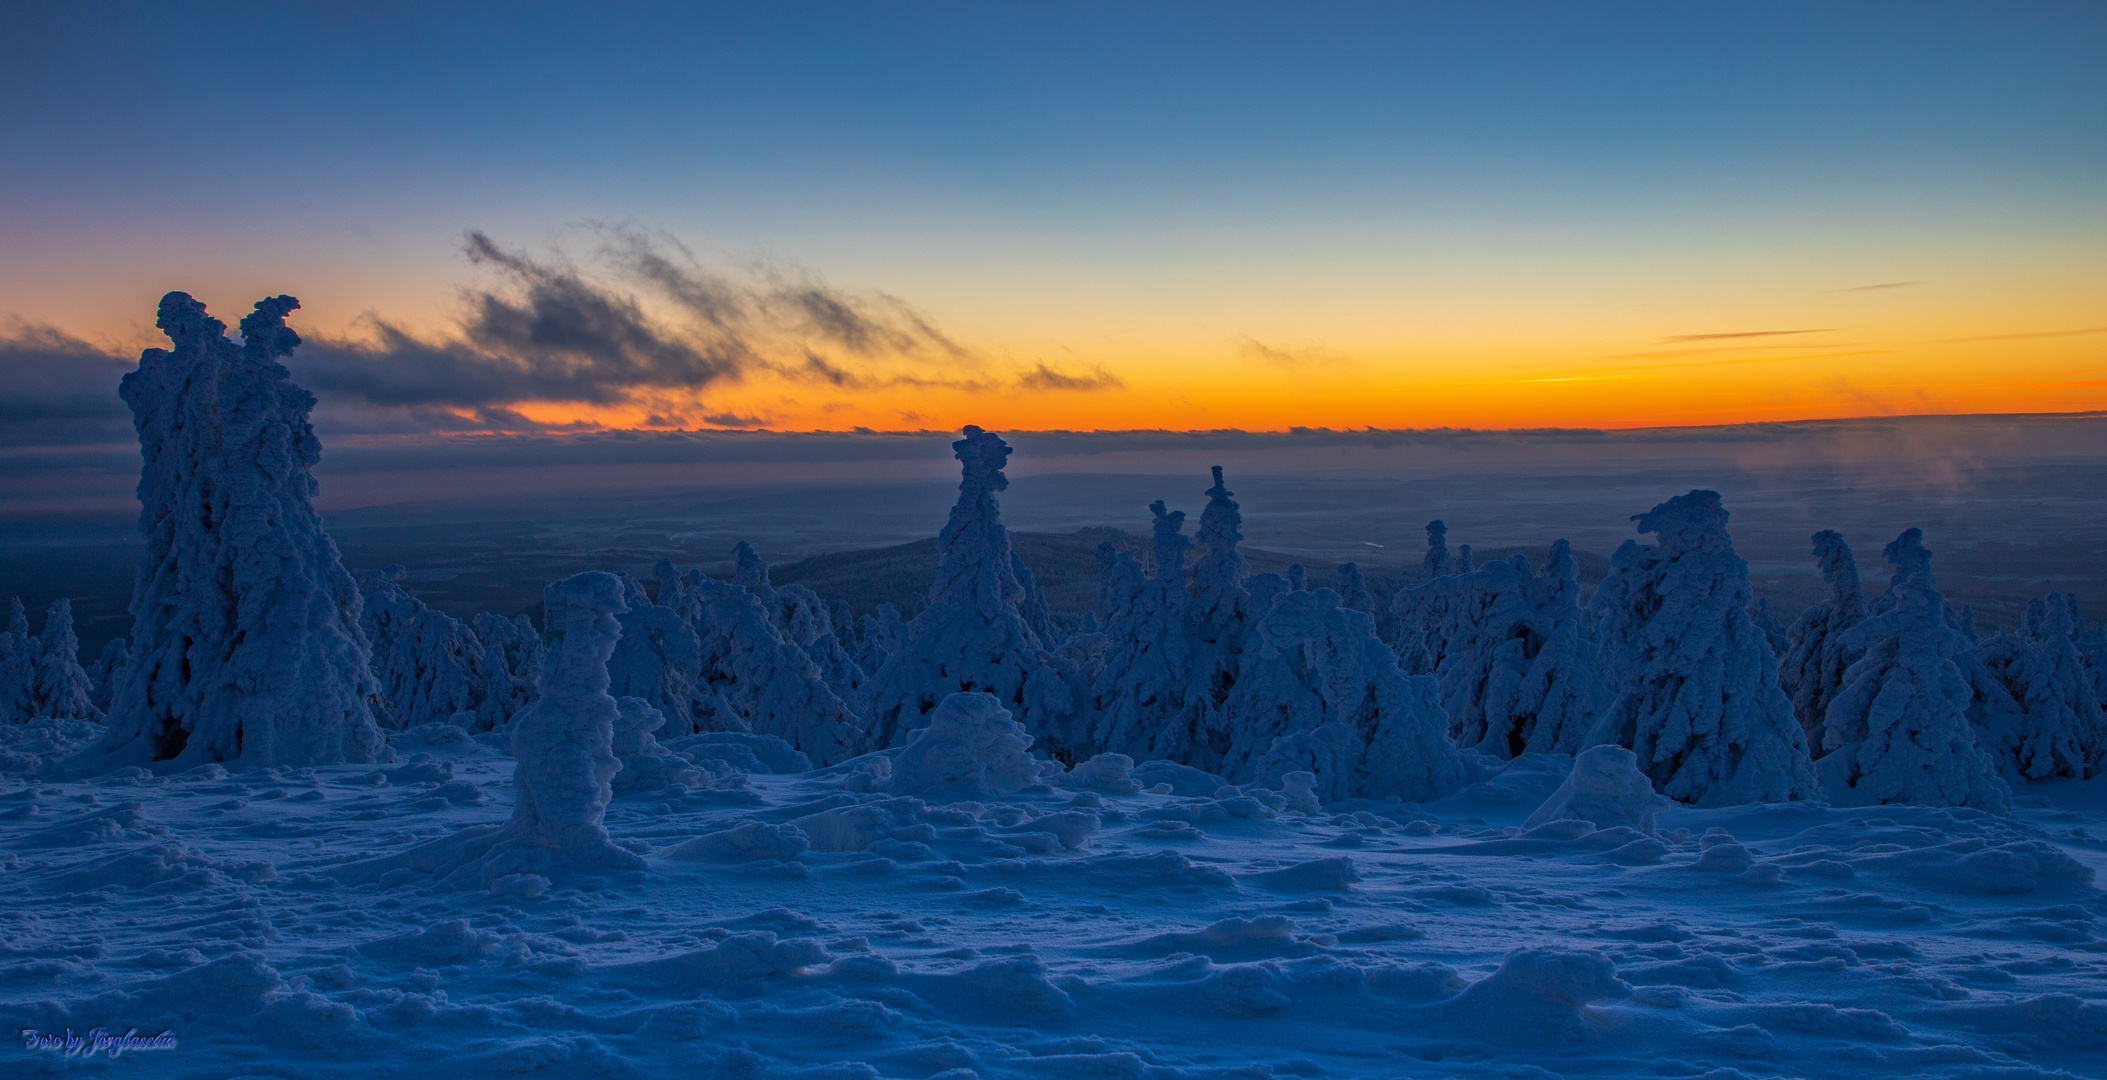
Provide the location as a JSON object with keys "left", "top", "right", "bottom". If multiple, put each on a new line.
{"left": 3, "top": 1, "right": 2105, "bottom": 439}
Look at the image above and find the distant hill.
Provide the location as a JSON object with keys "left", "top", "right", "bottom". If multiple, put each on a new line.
{"left": 768, "top": 529, "right": 1610, "bottom": 623}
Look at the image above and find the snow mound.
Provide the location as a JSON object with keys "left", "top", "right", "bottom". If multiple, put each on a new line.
{"left": 601, "top": 931, "right": 826, "bottom": 992}
{"left": 889, "top": 692, "right": 1049, "bottom": 801}
{"left": 1438, "top": 948, "right": 1632, "bottom": 1042}
{"left": 1062, "top": 752, "right": 1145, "bottom": 795}
{"left": 1524, "top": 745, "right": 1660, "bottom": 834}
{"left": 662, "top": 821, "right": 812, "bottom": 864}
{"left": 1130, "top": 760, "right": 1228, "bottom": 797}
{"left": 1240, "top": 856, "right": 1360, "bottom": 892}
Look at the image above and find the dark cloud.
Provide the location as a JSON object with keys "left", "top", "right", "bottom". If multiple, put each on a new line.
{"left": 1018, "top": 363, "right": 1124, "bottom": 391}
{"left": 0, "top": 322, "right": 132, "bottom": 447}
{"left": 699, "top": 412, "right": 769, "bottom": 429}
{"left": 1836, "top": 281, "right": 1922, "bottom": 292}
{"left": 1235, "top": 336, "right": 1351, "bottom": 370}
{"left": 1659, "top": 329, "right": 1833, "bottom": 342}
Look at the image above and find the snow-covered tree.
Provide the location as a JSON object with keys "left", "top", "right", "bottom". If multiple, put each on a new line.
{"left": 606, "top": 597, "right": 707, "bottom": 737}
{"left": 87, "top": 638, "right": 130, "bottom": 714}
{"left": 1815, "top": 573, "right": 2010, "bottom": 810}
{"left": 1586, "top": 490, "right": 1818, "bottom": 806}
{"left": 1750, "top": 598, "right": 1788, "bottom": 658}
{"left": 80, "top": 293, "right": 384, "bottom": 771}
{"left": 1092, "top": 500, "right": 1198, "bottom": 763}
{"left": 490, "top": 571, "right": 643, "bottom": 871}
{"left": 854, "top": 603, "right": 908, "bottom": 673}
{"left": 864, "top": 427, "right": 1074, "bottom": 755}
{"left": 359, "top": 567, "right": 492, "bottom": 730}
{"left": 1336, "top": 563, "right": 1376, "bottom": 614}
{"left": 0, "top": 599, "right": 32, "bottom": 723}
{"left": 1216, "top": 587, "right": 1465, "bottom": 802}
{"left": 693, "top": 577, "right": 865, "bottom": 765}
{"left": 470, "top": 612, "right": 542, "bottom": 730}
{"left": 1422, "top": 520, "right": 1451, "bottom": 580}
{"left": 27, "top": 600, "right": 99, "bottom": 722}
{"left": 1868, "top": 527, "right": 1934, "bottom": 616}
{"left": 1779, "top": 530, "right": 1869, "bottom": 743}
{"left": 1457, "top": 544, "right": 1474, "bottom": 574}
{"left": 1976, "top": 591, "right": 2105, "bottom": 780}
{"left": 727, "top": 542, "right": 870, "bottom": 710}
{"left": 1435, "top": 543, "right": 1608, "bottom": 759}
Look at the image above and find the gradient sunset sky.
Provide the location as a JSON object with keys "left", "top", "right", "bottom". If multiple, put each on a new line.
{"left": 4, "top": 1, "right": 2104, "bottom": 434}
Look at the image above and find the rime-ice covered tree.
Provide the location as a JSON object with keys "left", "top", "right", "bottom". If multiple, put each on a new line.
{"left": 1422, "top": 520, "right": 1451, "bottom": 580}
{"left": 1457, "top": 544, "right": 1474, "bottom": 574}
{"left": 693, "top": 577, "right": 865, "bottom": 765}
{"left": 0, "top": 599, "right": 32, "bottom": 723}
{"left": 728, "top": 542, "right": 870, "bottom": 709}
{"left": 864, "top": 427, "right": 1074, "bottom": 755}
{"left": 1, "top": 598, "right": 101, "bottom": 723}
{"left": 1815, "top": 573, "right": 2010, "bottom": 810}
{"left": 28, "top": 600, "right": 99, "bottom": 722}
{"left": 1868, "top": 528, "right": 1934, "bottom": 616}
{"left": 1586, "top": 490, "right": 1818, "bottom": 806}
{"left": 87, "top": 638, "right": 130, "bottom": 715}
{"left": 78, "top": 294, "right": 383, "bottom": 771}
{"left": 1336, "top": 563, "right": 1376, "bottom": 614}
{"left": 359, "top": 567, "right": 492, "bottom": 730}
{"left": 485, "top": 572, "right": 643, "bottom": 873}
{"left": 854, "top": 603, "right": 908, "bottom": 673}
{"left": 1092, "top": 501, "right": 1198, "bottom": 763}
{"left": 1435, "top": 543, "right": 1608, "bottom": 759}
{"left": 1780, "top": 530, "right": 1869, "bottom": 743}
{"left": 1976, "top": 592, "right": 2105, "bottom": 780}
{"left": 471, "top": 612, "right": 542, "bottom": 730}
{"left": 1216, "top": 587, "right": 1465, "bottom": 803}
{"left": 1750, "top": 599, "right": 1789, "bottom": 658}
{"left": 606, "top": 596, "right": 707, "bottom": 737}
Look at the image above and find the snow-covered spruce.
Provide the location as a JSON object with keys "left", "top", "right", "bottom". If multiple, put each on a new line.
{"left": 1750, "top": 598, "right": 1789, "bottom": 658}
{"left": 1868, "top": 527, "right": 1934, "bottom": 616}
{"left": 606, "top": 587, "right": 708, "bottom": 738}
{"left": 86, "top": 637, "right": 129, "bottom": 715}
{"left": 1091, "top": 500, "right": 1199, "bottom": 764}
{"left": 691, "top": 576, "right": 865, "bottom": 766}
{"left": 1779, "top": 530, "right": 1870, "bottom": 743}
{"left": 1816, "top": 573, "right": 2011, "bottom": 810}
{"left": 1586, "top": 490, "right": 1818, "bottom": 806}
{"left": 358, "top": 566, "right": 494, "bottom": 731}
{"left": 77, "top": 294, "right": 384, "bottom": 772}
{"left": 1215, "top": 587, "right": 1466, "bottom": 803}
{"left": 1336, "top": 562, "right": 1376, "bottom": 614}
{"left": 864, "top": 427, "right": 1074, "bottom": 756}
{"left": 1976, "top": 591, "right": 2106, "bottom": 781}
{"left": 889, "top": 691, "right": 1054, "bottom": 801}
{"left": 467, "top": 571, "right": 644, "bottom": 880}
{"left": 0, "top": 598, "right": 102, "bottom": 724}
{"left": 1430, "top": 542, "right": 1608, "bottom": 759}
{"left": 1422, "top": 520, "right": 1452, "bottom": 580}
{"left": 610, "top": 695, "right": 703, "bottom": 795}
{"left": 727, "top": 543, "right": 871, "bottom": 711}
{"left": 469, "top": 612, "right": 542, "bottom": 730}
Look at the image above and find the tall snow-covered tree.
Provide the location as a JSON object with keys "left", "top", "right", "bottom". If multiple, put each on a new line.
{"left": 1975, "top": 592, "right": 2105, "bottom": 780}
{"left": 79, "top": 294, "right": 384, "bottom": 771}
{"left": 693, "top": 576, "right": 866, "bottom": 765}
{"left": 359, "top": 567, "right": 493, "bottom": 730}
{"left": 1816, "top": 573, "right": 2010, "bottom": 810}
{"left": 864, "top": 427, "right": 1074, "bottom": 755}
{"left": 87, "top": 638, "right": 130, "bottom": 715}
{"left": 1336, "top": 563, "right": 1376, "bottom": 614}
{"left": 471, "top": 612, "right": 541, "bottom": 730}
{"left": 1435, "top": 543, "right": 1608, "bottom": 759}
{"left": 0, "top": 599, "right": 37, "bottom": 723}
{"left": 1868, "top": 528, "right": 1934, "bottom": 616}
{"left": 28, "top": 599, "right": 100, "bottom": 722}
{"left": 1779, "top": 530, "right": 1869, "bottom": 743}
{"left": 1217, "top": 587, "right": 1464, "bottom": 803}
{"left": 1586, "top": 490, "right": 1818, "bottom": 806}
{"left": 606, "top": 593, "right": 708, "bottom": 737}
{"left": 1422, "top": 520, "right": 1451, "bottom": 580}
{"left": 1092, "top": 500, "right": 1198, "bottom": 763}
{"left": 727, "top": 542, "right": 870, "bottom": 709}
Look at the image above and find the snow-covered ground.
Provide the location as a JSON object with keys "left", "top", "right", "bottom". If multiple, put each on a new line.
{"left": 5, "top": 725, "right": 2103, "bottom": 1079}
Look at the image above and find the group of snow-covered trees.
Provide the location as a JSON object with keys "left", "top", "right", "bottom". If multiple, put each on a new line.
{"left": 6, "top": 291, "right": 2105, "bottom": 814}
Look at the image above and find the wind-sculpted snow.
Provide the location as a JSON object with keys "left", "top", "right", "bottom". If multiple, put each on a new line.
{"left": 6, "top": 736, "right": 2099, "bottom": 1080}
{"left": 1587, "top": 490, "right": 1820, "bottom": 806}
{"left": 865, "top": 427, "right": 1075, "bottom": 755}
{"left": 79, "top": 294, "right": 384, "bottom": 772}
{"left": 1816, "top": 573, "right": 2012, "bottom": 810}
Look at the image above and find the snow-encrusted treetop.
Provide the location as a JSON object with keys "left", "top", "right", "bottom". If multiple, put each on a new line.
{"left": 1587, "top": 490, "right": 1818, "bottom": 806}
{"left": 1781, "top": 530, "right": 1870, "bottom": 742}
{"left": 1091, "top": 500, "right": 1199, "bottom": 764}
{"left": 1191, "top": 466, "right": 1251, "bottom": 631}
{"left": 864, "top": 427, "right": 1072, "bottom": 755}
{"left": 1816, "top": 572, "right": 2010, "bottom": 811}
{"left": 79, "top": 293, "right": 383, "bottom": 772}
{"left": 1869, "top": 528, "right": 1934, "bottom": 615}
{"left": 1423, "top": 520, "right": 1451, "bottom": 580}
